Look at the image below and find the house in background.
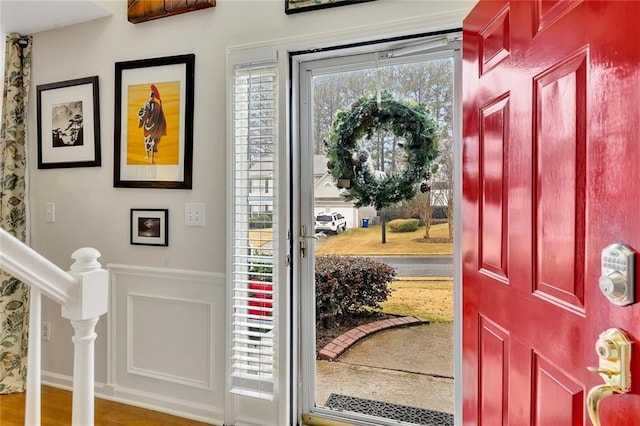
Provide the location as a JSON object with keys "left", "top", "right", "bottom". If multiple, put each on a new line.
{"left": 248, "top": 155, "right": 274, "bottom": 217}
{"left": 248, "top": 146, "right": 449, "bottom": 249}
{"left": 313, "top": 154, "right": 376, "bottom": 229}
{"left": 314, "top": 152, "right": 450, "bottom": 228}
{"left": 248, "top": 154, "right": 375, "bottom": 228}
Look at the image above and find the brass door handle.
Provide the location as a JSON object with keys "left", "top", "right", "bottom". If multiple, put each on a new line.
{"left": 586, "top": 366, "right": 619, "bottom": 379}
{"left": 586, "top": 328, "right": 631, "bottom": 426}
{"left": 587, "top": 385, "right": 616, "bottom": 426}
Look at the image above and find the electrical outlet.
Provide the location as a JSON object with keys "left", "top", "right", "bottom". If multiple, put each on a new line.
{"left": 42, "top": 322, "right": 51, "bottom": 341}
{"left": 185, "top": 202, "right": 205, "bottom": 226}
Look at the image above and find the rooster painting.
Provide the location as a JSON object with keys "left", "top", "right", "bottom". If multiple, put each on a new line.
{"left": 138, "top": 84, "right": 167, "bottom": 164}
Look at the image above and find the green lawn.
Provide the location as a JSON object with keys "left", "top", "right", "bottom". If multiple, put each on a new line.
{"left": 381, "top": 280, "right": 453, "bottom": 323}
{"left": 315, "top": 222, "right": 452, "bottom": 256}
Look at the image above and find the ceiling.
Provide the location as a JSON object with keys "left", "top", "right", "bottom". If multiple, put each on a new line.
{"left": 1, "top": 1, "right": 112, "bottom": 35}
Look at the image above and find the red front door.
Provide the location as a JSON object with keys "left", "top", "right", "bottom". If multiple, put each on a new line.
{"left": 463, "top": 1, "right": 640, "bottom": 424}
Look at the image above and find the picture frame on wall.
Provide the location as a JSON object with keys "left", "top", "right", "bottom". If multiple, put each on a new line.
{"left": 285, "top": 0, "right": 375, "bottom": 14}
{"left": 130, "top": 208, "right": 169, "bottom": 246}
{"left": 36, "top": 76, "right": 101, "bottom": 169}
{"left": 114, "top": 54, "right": 194, "bottom": 189}
{"left": 127, "top": 0, "right": 216, "bottom": 24}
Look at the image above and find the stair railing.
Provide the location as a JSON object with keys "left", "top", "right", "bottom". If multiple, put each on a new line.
{"left": 0, "top": 228, "right": 108, "bottom": 426}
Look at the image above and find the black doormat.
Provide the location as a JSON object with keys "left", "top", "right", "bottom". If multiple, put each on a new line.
{"left": 325, "top": 393, "right": 454, "bottom": 426}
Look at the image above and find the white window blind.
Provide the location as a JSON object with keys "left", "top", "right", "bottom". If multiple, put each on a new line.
{"left": 229, "top": 60, "right": 278, "bottom": 400}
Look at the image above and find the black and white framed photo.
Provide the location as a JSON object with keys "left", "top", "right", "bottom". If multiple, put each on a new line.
{"left": 130, "top": 208, "right": 168, "bottom": 246}
{"left": 36, "top": 76, "right": 101, "bottom": 169}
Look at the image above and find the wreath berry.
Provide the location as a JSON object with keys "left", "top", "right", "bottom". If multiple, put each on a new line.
{"left": 325, "top": 90, "right": 440, "bottom": 211}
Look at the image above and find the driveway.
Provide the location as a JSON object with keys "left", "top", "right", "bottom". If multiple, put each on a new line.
{"left": 366, "top": 255, "right": 452, "bottom": 278}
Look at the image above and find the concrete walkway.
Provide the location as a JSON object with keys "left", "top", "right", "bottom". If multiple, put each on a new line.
{"left": 318, "top": 316, "right": 428, "bottom": 361}
{"left": 316, "top": 322, "right": 454, "bottom": 415}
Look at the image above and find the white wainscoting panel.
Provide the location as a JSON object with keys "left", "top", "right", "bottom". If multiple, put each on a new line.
{"left": 107, "top": 264, "right": 226, "bottom": 423}
{"left": 127, "top": 293, "right": 212, "bottom": 389}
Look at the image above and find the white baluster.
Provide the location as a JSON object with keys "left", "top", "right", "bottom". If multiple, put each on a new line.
{"left": 62, "top": 247, "right": 108, "bottom": 426}
{"left": 25, "top": 287, "right": 42, "bottom": 426}
{"left": 69, "top": 318, "right": 99, "bottom": 425}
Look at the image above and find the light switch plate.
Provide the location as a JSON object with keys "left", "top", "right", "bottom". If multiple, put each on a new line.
{"left": 45, "top": 202, "right": 55, "bottom": 223}
{"left": 185, "top": 202, "right": 205, "bottom": 226}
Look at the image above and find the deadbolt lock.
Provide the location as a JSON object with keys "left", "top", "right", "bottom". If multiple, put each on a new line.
{"left": 599, "top": 244, "right": 635, "bottom": 306}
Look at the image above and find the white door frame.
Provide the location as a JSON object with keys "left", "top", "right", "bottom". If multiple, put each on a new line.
{"left": 290, "top": 34, "right": 464, "bottom": 426}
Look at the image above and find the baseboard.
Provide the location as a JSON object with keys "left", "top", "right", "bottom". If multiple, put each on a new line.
{"left": 41, "top": 371, "right": 75, "bottom": 390}
{"left": 41, "top": 371, "right": 223, "bottom": 425}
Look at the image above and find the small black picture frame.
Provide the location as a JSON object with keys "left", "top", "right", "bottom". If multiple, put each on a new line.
{"left": 130, "top": 208, "right": 169, "bottom": 246}
{"left": 36, "top": 76, "right": 101, "bottom": 169}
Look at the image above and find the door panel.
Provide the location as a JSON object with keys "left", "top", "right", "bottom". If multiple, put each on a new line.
{"left": 478, "top": 317, "right": 509, "bottom": 424}
{"left": 532, "top": 354, "right": 584, "bottom": 426}
{"left": 464, "top": 1, "right": 640, "bottom": 425}
{"left": 533, "top": 50, "right": 587, "bottom": 312}
{"left": 479, "top": 94, "right": 509, "bottom": 281}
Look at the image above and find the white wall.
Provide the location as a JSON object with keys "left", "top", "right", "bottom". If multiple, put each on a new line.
{"left": 27, "top": 0, "right": 475, "bottom": 424}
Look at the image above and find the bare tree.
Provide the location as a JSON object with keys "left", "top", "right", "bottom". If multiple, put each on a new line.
{"left": 313, "top": 70, "right": 376, "bottom": 155}
{"left": 438, "top": 138, "right": 454, "bottom": 238}
{"left": 314, "top": 56, "right": 455, "bottom": 239}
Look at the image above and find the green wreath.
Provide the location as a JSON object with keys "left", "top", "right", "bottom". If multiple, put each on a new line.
{"left": 325, "top": 90, "right": 440, "bottom": 211}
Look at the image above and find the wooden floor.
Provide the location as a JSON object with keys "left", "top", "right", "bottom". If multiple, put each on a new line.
{"left": 0, "top": 386, "right": 214, "bottom": 425}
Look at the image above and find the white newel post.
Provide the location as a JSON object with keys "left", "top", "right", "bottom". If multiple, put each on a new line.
{"left": 61, "top": 248, "right": 108, "bottom": 426}
{"left": 25, "top": 287, "right": 42, "bottom": 426}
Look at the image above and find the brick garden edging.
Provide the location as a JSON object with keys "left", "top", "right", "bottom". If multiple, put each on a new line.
{"left": 318, "top": 316, "right": 429, "bottom": 361}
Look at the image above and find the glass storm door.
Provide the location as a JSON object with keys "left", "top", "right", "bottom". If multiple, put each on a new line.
{"left": 293, "top": 36, "right": 461, "bottom": 425}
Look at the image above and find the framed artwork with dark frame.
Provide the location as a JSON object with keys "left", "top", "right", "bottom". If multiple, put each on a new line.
{"left": 114, "top": 54, "right": 194, "bottom": 189}
{"left": 285, "top": 0, "right": 375, "bottom": 14}
{"left": 36, "top": 76, "right": 101, "bottom": 169}
{"left": 130, "top": 208, "right": 168, "bottom": 246}
{"left": 127, "top": 0, "right": 216, "bottom": 24}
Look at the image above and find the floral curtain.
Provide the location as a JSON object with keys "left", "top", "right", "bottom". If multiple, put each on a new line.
{"left": 0, "top": 33, "right": 32, "bottom": 394}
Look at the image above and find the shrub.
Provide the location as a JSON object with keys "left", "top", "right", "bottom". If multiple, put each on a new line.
{"left": 385, "top": 195, "right": 450, "bottom": 224}
{"left": 248, "top": 263, "right": 272, "bottom": 281}
{"left": 249, "top": 213, "right": 272, "bottom": 229}
{"left": 388, "top": 218, "right": 419, "bottom": 233}
{"left": 384, "top": 205, "right": 409, "bottom": 222}
{"left": 315, "top": 255, "right": 395, "bottom": 326}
